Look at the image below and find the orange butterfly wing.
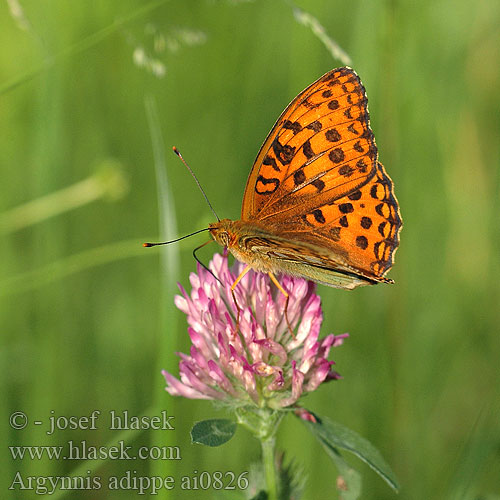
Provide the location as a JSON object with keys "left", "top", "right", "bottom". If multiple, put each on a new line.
{"left": 240, "top": 67, "right": 401, "bottom": 281}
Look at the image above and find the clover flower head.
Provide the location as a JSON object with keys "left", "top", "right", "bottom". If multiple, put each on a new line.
{"left": 162, "top": 254, "right": 348, "bottom": 409}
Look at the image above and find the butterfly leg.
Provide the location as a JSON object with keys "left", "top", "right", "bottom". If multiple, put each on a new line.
{"left": 268, "top": 272, "right": 294, "bottom": 336}
{"left": 230, "top": 265, "right": 252, "bottom": 334}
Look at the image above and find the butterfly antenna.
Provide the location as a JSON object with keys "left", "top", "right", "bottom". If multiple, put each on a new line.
{"left": 193, "top": 240, "right": 223, "bottom": 285}
{"left": 173, "top": 146, "right": 220, "bottom": 222}
{"left": 143, "top": 228, "right": 210, "bottom": 247}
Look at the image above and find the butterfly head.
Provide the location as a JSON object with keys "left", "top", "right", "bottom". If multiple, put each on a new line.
{"left": 208, "top": 219, "right": 275, "bottom": 273}
{"left": 208, "top": 219, "right": 237, "bottom": 248}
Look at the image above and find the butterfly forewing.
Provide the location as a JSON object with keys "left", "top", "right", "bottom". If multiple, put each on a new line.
{"left": 242, "top": 67, "right": 377, "bottom": 221}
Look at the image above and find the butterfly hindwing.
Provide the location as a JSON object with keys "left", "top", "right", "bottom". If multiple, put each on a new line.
{"left": 273, "top": 162, "right": 402, "bottom": 279}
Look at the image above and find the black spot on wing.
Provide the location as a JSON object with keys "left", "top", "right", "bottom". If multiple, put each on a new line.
{"left": 356, "top": 158, "right": 368, "bottom": 173}
{"left": 328, "top": 99, "right": 340, "bottom": 110}
{"left": 312, "top": 178, "right": 325, "bottom": 192}
{"left": 353, "top": 141, "right": 364, "bottom": 152}
{"left": 263, "top": 155, "right": 280, "bottom": 172}
{"left": 339, "top": 203, "right": 354, "bottom": 214}
{"left": 255, "top": 175, "right": 279, "bottom": 195}
{"left": 325, "top": 128, "right": 341, "bottom": 142}
{"left": 361, "top": 216, "right": 372, "bottom": 229}
{"left": 339, "top": 164, "right": 354, "bottom": 177}
{"left": 347, "top": 123, "right": 359, "bottom": 135}
{"left": 283, "top": 120, "right": 302, "bottom": 135}
{"left": 329, "top": 148, "right": 345, "bottom": 164}
{"left": 293, "top": 169, "right": 306, "bottom": 186}
{"left": 356, "top": 235, "right": 368, "bottom": 250}
{"left": 306, "top": 120, "right": 322, "bottom": 132}
{"left": 312, "top": 209, "right": 325, "bottom": 224}
{"left": 302, "top": 140, "right": 315, "bottom": 159}
{"left": 272, "top": 137, "right": 295, "bottom": 165}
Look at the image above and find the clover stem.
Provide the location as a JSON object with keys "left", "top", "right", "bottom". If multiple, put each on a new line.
{"left": 236, "top": 408, "right": 282, "bottom": 499}
{"left": 261, "top": 434, "right": 278, "bottom": 500}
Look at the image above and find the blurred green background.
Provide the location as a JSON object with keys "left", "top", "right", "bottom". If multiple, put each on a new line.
{"left": 1, "top": 0, "right": 499, "bottom": 498}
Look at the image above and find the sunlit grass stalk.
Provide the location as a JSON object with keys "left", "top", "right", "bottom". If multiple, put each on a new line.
{"left": 145, "top": 94, "right": 180, "bottom": 500}
{"left": 0, "top": 162, "right": 127, "bottom": 235}
{"left": 291, "top": 5, "right": 352, "bottom": 66}
{"left": 0, "top": 239, "right": 148, "bottom": 297}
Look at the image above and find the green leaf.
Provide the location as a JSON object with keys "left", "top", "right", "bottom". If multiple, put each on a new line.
{"left": 190, "top": 419, "right": 237, "bottom": 447}
{"left": 319, "top": 437, "right": 362, "bottom": 500}
{"left": 298, "top": 411, "right": 399, "bottom": 493}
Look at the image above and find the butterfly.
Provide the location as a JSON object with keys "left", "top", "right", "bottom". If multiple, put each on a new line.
{"left": 208, "top": 67, "right": 402, "bottom": 291}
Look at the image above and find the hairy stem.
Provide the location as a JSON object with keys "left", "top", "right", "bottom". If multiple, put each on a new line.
{"left": 261, "top": 434, "right": 278, "bottom": 500}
